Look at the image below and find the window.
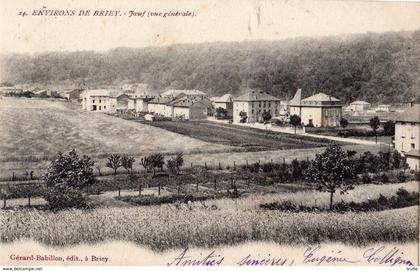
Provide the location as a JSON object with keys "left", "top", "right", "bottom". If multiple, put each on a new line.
{"left": 251, "top": 109, "right": 254, "bottom": 114}
{"left": 411, "top": 143, "right": 415, "bottom": 150}
{"left": 263, "top": 102, "right": 266, "bottom": 108}
{"left": 268, "top": 102, "right": 271, "bottom": 108}
{"left": 99, "top": 106, "right": 101, "bottom": 110}
{"left": 92, "top": 100, "right": 95, "bottom": 103}
{"left": 104, "top": 106, "right": 106, "bottom": 109}
{"left": 99, "top": 99, "right": 101, "bottom": 103}
{"left": 259, "top": 102, "right": 261, "bottom": 108}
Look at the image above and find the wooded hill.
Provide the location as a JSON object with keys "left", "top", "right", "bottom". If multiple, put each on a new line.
{"left": 1, "top": 30, "right": 419, "bottom": 103}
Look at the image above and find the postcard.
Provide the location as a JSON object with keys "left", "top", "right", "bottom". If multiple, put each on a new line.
{"left": 0, "top": 0, "right": 419, "bottom": 268}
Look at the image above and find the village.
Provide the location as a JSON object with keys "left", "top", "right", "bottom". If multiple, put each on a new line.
{"left": 1, "top": 83, "right": 418, "bottom": 171}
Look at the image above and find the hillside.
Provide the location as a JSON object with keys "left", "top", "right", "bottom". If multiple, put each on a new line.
{"left": 1, "top": 30, "right": 419, "bottom": 103}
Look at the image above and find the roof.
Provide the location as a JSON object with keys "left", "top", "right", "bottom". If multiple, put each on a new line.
{"left": 82, "top": 89, "right": 110, "bottom": 96}
{"left": 288, "top": 89, "right": 302, "bottom": 106}
{"left": 234, "top": 89, "right": 280, "bottom": 102}
{"left": 149, "top": 96, "right": 176, "bottom": 104}
{"left": 396, "top": 104, "right": 420, "bottom": 123}
{"left": 161, "top": 89, "right": 206, "bottom": 97}
{"left": 350, "top": 100, "right": 370, "bottom": 105}
{"left": 212, "top": 94, "right": 233, "bottom": 103}
{"left": 302, "top": 92, "right": 340, "bottom": 102}
{"left": 405, "top": 149, "right": 420, "bottom": 158}
{"left": 169, "top": 96, "right": 209, "bottom": 108}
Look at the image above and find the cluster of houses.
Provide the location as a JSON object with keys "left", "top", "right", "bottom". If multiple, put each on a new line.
{"left": 79, "top": 87, "right": 345, "bottom": 127}
{"left": 344, "top": 100, "right": 414, "bottom": 114}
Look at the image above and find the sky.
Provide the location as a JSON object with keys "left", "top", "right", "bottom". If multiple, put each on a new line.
{"left": 0, "top": 0, "right": 420, "bottom": 54}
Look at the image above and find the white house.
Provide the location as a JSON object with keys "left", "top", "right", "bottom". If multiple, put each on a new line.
{"left": 148, "top": 96, "right": 177, "bottom": 117}
{"left": 80, "top": 89, "right": 111, "bottom": 112}
{"left": 349, "top": 101, "right": 371, "bottom": 111}
{"left": 161, "top": 89, "right": 207, "bottom": 98}
{"left": 233, "top": 89, "right": 281, "bottom": 123}
{"left": 289, "top": 89, "right": 342, "bottom": 127}
{"left": 376, "top": 104, "right": 391, "bottom": 112}
{"left": 394, "top": 104, "right": 420, "bottom": 171}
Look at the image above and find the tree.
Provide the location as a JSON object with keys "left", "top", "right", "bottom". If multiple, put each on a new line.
{"left": 239, "top": 111, "right": 248, "bottom": 123}
{"left": 149, "top": 153, "right": 165, "bottom": 176}
{"left": 166, "top": 158, "right": 181, "bottom": 194}
{"left": 339, "top": 118, "right": 349, "bottom": 129}
{"left": 121, "top": 155, "right": 135, "bottom": 176}
{"left": 43, "top": 150, "right": 94, "bottom": 210}
{"left": 289, "top": 114, "right": 301, "bottom": 134}
{"left": 369, "top": 116, "right": 380, "bottom": 144}
{"left": 215, "top": 107, "right": 228, "bottom": 119}
{"left": 262, "top": 111, "right": 272, "bottom": 124}
{"left": 106, "top": 154, "right": 122, "bottom": 197}
{"left": 291, "top": 159, "right": 302, "bottom": 182}
{"left": 383, "top": 120, "right": 395, "bottom": 136}
{"left": 304, "top": 144, "right": 354, "bottom": 210}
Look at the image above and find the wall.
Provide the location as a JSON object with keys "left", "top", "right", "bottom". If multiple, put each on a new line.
{"left": 395, "top": 122, "right": 420, "bottom": 153}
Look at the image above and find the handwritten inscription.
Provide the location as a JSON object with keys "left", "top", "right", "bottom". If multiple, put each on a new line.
{"left": 167, "top": 246, "right": 415, "bottom": 266}
{"left": 363, "top": 246, "right": 414, "bottom": 266}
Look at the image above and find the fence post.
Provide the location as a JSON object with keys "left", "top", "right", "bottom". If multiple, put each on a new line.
{"left": 191, "top": 162, "right": 193, "bottom": 168}
{"left": 246, "top": 159, "right": 249, "bottom": 167}
{"left": 283, "top": 157, "right": 285, "bottom": 164}
{"left": 218, "top": 161, "right": 221, "bottom": 170}
{"left": 3, "top": 197, "right": 5, "bottom": 208}
{"left": 233, "top": 161, "right": 236, "bottom": 170}
{"left": 205, "top": 162, "right": 207, "bottom": 170}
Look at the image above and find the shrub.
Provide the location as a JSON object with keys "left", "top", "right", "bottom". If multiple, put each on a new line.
{"left": 43, "top": 150, "right": 94, "bottom": 210}
{"left": 260, "top": 189, "right": 419, "bottom": 213}
{"left": 396, "top": 171, "right": 408, "bottom": 182}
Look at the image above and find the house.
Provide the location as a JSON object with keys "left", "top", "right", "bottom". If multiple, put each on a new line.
{"left": 148, "top": 96, "right": 177, "bottom": 117}
{"left": 233, "top": 89, "right": 281, "bottom": 123}
{"left": 169, "top": 96, "right": 211, "bottom": 120}
{"left": 63, "top": 89, "right": 84, "bottom": 101}
{"left": 211, "top": 94, "right": 234, "bottom": 118}
{"left": 349, "top": 101, "right": 371, "bottom": 112}
{"left": 376, "top": 104, "right": 391, "bottom": 112}
{"left": 289, "top": 89, "right": 342, "bottom": 127}
{"left": 160, "top": 89, "right": 207, "bottom": 98}
{"left": 80, "top": 89, "right": 110, "bottom": 112}
{"left": 394, "top": 104, "right": 420, "bottom": 171}
{"left": 127, "top": 96, "right": 154, "bottom": 112}
{"left": 109, "top": 93, "right": 130, "bottom": 112}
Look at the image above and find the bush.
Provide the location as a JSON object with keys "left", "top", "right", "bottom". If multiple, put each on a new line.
{"left": 396, "top": 171, "right": 408, "bottom": 182}
{"left": 260, "top": 189, "right": 419, "bottom": 213}
{"left": 43, "top": 150, "right": 94, "bottom": 210}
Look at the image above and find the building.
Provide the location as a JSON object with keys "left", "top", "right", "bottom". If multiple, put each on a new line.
{"left": 394, "top": 104, "right": 420, "bottom": 171}
{"left": 148, "top": 96, "right": 177, "bottom": 117}
{"left": 63, "top": 89, "right": 84, "bottom": 101}
{"left": 160, "top": 89, "right": 207, "bottom": 98}
{"left": 211, "top": 94, "right": 234, "bottom": 118}
{"left": 349, "top": 101, "right": 371, "bottom": 112}
{"left": 233, "top": 89, "right": 281, "bottom": 123}
{"left": 376, "top": 104, "right": 391, "bottom": 112}
{"left": 170, "top": 96, "right": 211, "bottom": 120}
{"left": 127, "top": 96, "right": 154, "bottom": 112}
{"left": 289, "top": 89, "right": 342, "bottom": 127}
{"left": 109, "top": 93, "right": 130, "bottom": 112}
{"left": 80, "top": 89, "right": 110, "bottom": 112}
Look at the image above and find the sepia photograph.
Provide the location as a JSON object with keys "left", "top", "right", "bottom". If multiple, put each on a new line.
{"left": 0, "top": 0, "right": 419, "bottom": 268}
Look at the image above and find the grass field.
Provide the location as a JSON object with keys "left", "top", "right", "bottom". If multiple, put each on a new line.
{"left": 1, "top": 182, "right": 417, "bottom": 250}
{"left": 144, "top": 120, "right": 339, "bottom": 151}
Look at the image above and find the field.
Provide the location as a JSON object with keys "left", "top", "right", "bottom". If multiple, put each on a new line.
{"left": 1, "top": 182, "right": 418, "bottom": 251}
{"left": 144, "top": 120, "right": 338, "bottom": 151}
{"left": 0, "top": 97, "right": 381, "bottom": 180}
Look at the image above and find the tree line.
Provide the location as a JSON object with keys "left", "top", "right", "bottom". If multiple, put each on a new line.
{"left": 1, "top": 30, "right": 419, "bottom": 104}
